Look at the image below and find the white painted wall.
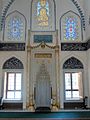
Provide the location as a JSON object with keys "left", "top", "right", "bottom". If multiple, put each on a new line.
{"left": 87, "top": 49, "right": 90, "bottom": 106}
{"left": 0, "top": 51, "right": 26, "bottom": 107}
{"left": 0, "top": 0, "right": 3, "bottom": 40}
{"left": 60, "top": 51, "right": 88, "bottom": 108}
{"left": 0, "top": 0, "right": 90, "bottom": 109}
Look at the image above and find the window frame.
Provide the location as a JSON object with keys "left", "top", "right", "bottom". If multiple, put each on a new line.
{"left": 64, "top": 69, "right": 84, "bottom": 102}
{"left": 3, "top": 69, "right": 23, "bottom": 102}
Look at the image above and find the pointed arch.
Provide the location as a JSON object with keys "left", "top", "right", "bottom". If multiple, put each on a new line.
{"left": 63, "top": 57, "right": 83, "bottom": 69}
{"left": 61, "top": 10, "right": 81, "bottom": 21}
{"left": 60, "top": 11, "right": 83, "bottom": 41}
{"left": 3, "top": 57, "right": 24, "bottom": 69}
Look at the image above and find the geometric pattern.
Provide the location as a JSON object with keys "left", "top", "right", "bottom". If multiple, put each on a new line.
{"left": 63, "top": 57, "right": 83, "bottom": 69}
{"left": 3, "top": 57, "right": 24, "bottom": 69}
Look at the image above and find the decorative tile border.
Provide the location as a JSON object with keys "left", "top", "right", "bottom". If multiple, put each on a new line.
{"left": 61, "top": 39, "right": 90, "bottom": 51}
{"left": 1, "top": 0, "right": 15, "bottom": 30}
{"left": 0, "top": 39, "right": 90, "bottom": 51}
{"left": 61, "top": 43, "right": 87, "bottom": 51}
{"left": 71, "top": 0, "right": 85, "bottom": 30}
{"left": 0, "top": 42, "right": 90, "bottom": 51}
{"left": 0, "top": 43, "right": 25, "bottom": 51}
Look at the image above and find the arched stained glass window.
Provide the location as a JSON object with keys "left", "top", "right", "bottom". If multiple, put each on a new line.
{"left": 31, "top": 0, "right": 55, "bottom": 31}
{"left": 37, "top": 0, "right": 49, "bottom": 26}
{"left": 64, "top": 16, "right": 79, "bottom": 41}
{"left": 7, "top": 16, "right": 24, "bottom": 40}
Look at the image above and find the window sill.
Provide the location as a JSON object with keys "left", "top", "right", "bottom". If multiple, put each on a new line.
{"left": 64, "top": 100, "right": 83, "bottom": 103}
{"left": 64, "top": 101, "right": 84, "bottom": 109}
{"left": 3, "top": 99, "right": 23, "bottom": 103}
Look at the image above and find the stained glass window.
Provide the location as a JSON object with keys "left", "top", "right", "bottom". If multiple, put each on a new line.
{"left": 64, "top": 16, "right": 79, "bottom": 41}
{"left": 7, "top": 16, "right": 24, "bottom": 40}
{"left": 37, "top": 0, "right": 49, "bottom": 26}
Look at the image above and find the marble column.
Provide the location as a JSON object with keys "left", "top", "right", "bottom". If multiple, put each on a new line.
{"left": 26, "top": 30, "right": 34, "bottom": 111}
{"left": 55, "top": 45, "right": 60, "bottom": 109}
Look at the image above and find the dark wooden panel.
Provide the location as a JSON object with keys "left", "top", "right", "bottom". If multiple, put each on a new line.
{"left": 3, "top": 103, "right": 23, "bottom": 110}
{"left": 0, "top": 43, "right": 25, "bottom": 51}
{"left": 64, "top": 102, "right": 83, "bottom": 109}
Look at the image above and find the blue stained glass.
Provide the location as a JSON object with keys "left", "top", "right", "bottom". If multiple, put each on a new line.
{"left": 37, "top": 2, "right": 41, "bottom": 15}
{"left": 45, "top": 2, "right": 49, "bottom": 16}
{"left": 8, "top": 17, "right": 23, "bottom": 40}
{"left": 37, "top": 1, "right": 49, "bottom": 16}
{"left": 64, "top": 17, "right": 78, "bottom": 40}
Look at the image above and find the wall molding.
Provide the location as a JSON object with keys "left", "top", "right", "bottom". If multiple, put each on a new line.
{"left": 61, "top": 42, "right": 87, "bottom": 51}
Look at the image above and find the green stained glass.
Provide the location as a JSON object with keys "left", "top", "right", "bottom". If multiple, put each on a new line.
{"left": 34, "top": 35, "right": 52, "bottom": 43}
